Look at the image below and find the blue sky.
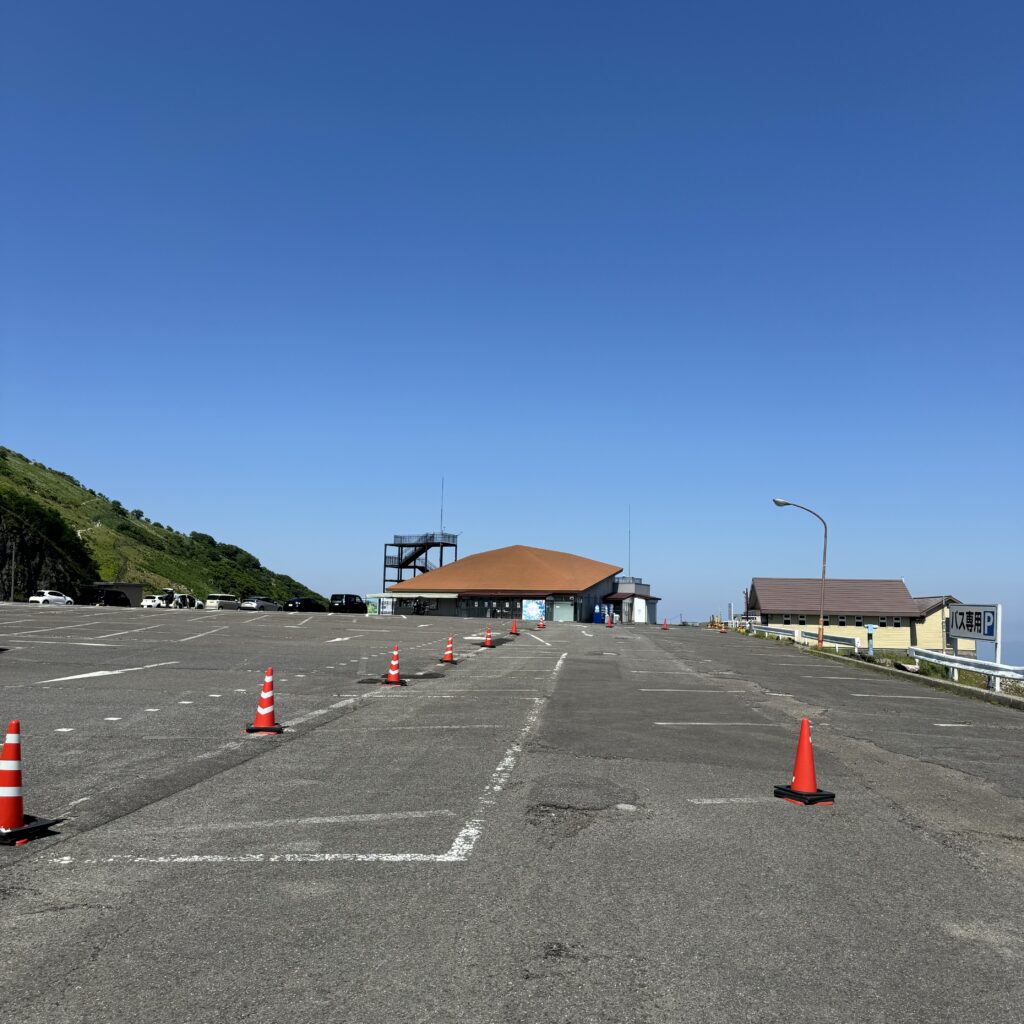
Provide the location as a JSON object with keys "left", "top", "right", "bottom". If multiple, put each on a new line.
{"left": 3, "top": 3, "right": 1022, "bottom": 656}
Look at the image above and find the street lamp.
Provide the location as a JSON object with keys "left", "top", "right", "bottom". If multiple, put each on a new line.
{"left": 772, "top": 497, "right": 828, "bottom": 650}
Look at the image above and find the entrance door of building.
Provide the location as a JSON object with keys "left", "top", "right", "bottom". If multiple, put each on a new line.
{"left": 552, "top": 601, "right": 574, "bottom": 622}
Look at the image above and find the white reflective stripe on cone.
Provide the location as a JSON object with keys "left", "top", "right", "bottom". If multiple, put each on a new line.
{"left": 0, "top": 760, "right": 22, "bottom": 770}
{"left": 0, "top": 787, "right": 24, "bottom": 797}
{"left": 4, "top": 735, "right": 19, "bottom": 745}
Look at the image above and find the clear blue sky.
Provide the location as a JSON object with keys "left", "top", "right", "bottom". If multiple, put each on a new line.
{"left": 3, "top": 3, "right": 1022, "bottom": 657}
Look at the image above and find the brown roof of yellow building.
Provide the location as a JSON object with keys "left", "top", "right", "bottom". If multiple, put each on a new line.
{"left": 387, "top": 545, "right": 622, "bottom": 595}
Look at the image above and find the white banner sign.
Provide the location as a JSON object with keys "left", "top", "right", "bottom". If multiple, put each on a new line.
{"left": 947, "top": 604, "right": 999, "bottom": 641}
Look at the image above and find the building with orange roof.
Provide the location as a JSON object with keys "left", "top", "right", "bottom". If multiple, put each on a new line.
{"left": 385, "top": 544, "right": 622, "bottom": 621}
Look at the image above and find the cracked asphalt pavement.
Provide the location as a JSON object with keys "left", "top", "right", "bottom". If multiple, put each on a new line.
{"left": 1, "top": 604, "right": 1022, "bottom": 1022}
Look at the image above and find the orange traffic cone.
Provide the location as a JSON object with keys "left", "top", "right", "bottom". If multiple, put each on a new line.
{"left": 246, "top": 667, "right": 284, "bottom": 733}
{"left": 537, "top": 618, "right": 545, "bottom": 630}
{"left": 510, "top": 618, "right": 519, "bottom": 636}
{"left": 774, "top": 718, "right": 834, "bottom": 805}
{"left": 383, "top": 645, "right": 405, "bottom": 686}
{"left": 606, "top": 614, "right": 613, "bottom": 628}
{"left": 0, "top": 720, "right": 63, "bottom": 845}
{"left": 483, "top": 625, "right": 494, "bottom": 649}
{"left": 440, "top": 635, "right": 455, "bottom": 664}
{"left": 662, "top": 618, "right": 668, "bottom": 631}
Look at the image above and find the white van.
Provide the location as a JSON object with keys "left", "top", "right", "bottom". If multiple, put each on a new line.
{"left": 206, "top": 594, "right": 240, "bottom": 610}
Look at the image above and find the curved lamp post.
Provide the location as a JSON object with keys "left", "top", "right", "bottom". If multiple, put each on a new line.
{"left": 773, "top": 498, "right": 827, "bottom": 649}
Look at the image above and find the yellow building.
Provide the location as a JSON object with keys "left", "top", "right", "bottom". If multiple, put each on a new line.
{"left": 746, "top": 578, "right": 974, "bottom": 654}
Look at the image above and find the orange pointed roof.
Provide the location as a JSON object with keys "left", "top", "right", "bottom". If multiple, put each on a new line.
{"left": 387, "top": 545, "right": 622, "bottom": 595}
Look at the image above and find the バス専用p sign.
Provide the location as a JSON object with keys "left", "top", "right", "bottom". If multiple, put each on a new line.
{"left": 947, "top": 604, "right": 999, "bottom": 641}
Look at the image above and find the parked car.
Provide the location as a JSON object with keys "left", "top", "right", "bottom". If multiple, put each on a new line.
{"left": 284, "top": 596, "right": 326, "bottom": 612}
{"left": 205, "top": 594, "right": 240, "bottom": 610}
{"left": 329, "top": 593, "right": 368, "bottom": 614}
{"left": 28, "top": 590, "right": 74, "bottom": 605}
{"left": 240, "top": 596, "right": 282, "bottom": 611}
{"left": 141, "top": 595, "right": 162, "bottom": 608}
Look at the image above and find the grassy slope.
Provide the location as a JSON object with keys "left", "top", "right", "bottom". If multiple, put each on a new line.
{"left": 0, "top": 448, "right": 324, "bottom": 603}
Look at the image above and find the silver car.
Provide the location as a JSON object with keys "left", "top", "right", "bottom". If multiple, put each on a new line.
{"left": 240, "top": 596, "right": 281, "bottom": 611}
{"left": 206, "top": 594, "right": 240, "bottom": 610}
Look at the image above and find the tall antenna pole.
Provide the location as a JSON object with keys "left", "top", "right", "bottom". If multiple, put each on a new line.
{"left": 628, "top": 505, "right": 631, "bottom": 577}
{"left": 440, "top": 476, "right": 445, "bottom": 534}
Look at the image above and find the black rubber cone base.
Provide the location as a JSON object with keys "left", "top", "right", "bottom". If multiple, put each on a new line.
{"left": 246, "top": 724, "right": 284, "bottom": 734}
{"left": 440, "top": 657, "right": 458, "bottom": 665}
{"left": 382, "top": 678, "right": 407, "bottom": 686}
{"left": 0, "top": 814, "right": 65, "bottom": 845}
{"left": 773, "top": 784, "right": 835, "bottom": 805}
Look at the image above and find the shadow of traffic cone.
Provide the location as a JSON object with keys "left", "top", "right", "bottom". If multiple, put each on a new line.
{"left": 483, "top": 625, "right": 494, "bottom": 649}
{"left": 383, "top": 645, "right": 405, "bottom": 686}
{"left": 440, "top": 635, "right": 455, "bottom": 664}
{"left": 0, "top": 720, "right": 63, "bottom": 845}
{"left": 662, "top": 618, "right": 668, "bottom": 631}
{"left": 246, "top": 668, "right": 284, "bottom": 733}
{"left": 774, "top": 718, "right": 834, "bottom": 805}
{"left": 510, "top": 618, "right": 518, "bottom": 636}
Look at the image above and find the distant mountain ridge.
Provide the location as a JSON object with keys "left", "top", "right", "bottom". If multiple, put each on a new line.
{"left": 0, "top": 446, "right": 324, "bottom": 603}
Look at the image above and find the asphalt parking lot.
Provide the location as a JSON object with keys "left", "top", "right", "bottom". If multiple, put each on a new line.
{"left": 1, "top": 604, "right": 1022, "bottom": 1023}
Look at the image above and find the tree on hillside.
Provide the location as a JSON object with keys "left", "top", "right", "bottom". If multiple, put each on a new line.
{"left": 0, "top": 490, "right": 100, "bottom": 599}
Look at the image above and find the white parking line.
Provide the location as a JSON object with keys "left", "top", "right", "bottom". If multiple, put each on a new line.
{"left": 935, "top": 723, "right": 972, "bottom": 727}
{"left": 655, "top": 722, "right": 785, "bottom": 727}
{"left": 326, "top": 635, "right": 365, "bottom": 643}
{"left": 91, "top": 624, "right": 167, "bottom": 639}
{"left": 33, "top": 661, "right": 180, "bottom": 684}
{"left": 640, "top": 689, "right": 748, "bottom": 693}
{"left": 179, "top": 627, "right": 229, "bottom": 643}
{"left": 526, "top": 632, "right": 551, "bottom": 647}
{"left": 687, "top": 797, "right": 774, "bottom": 805}
{"left": 52, "top": 698, "right": 546, "bottom": 866}
{"left": 160, "top": 810, "right": 456, "bottom": 832}
{"left": 850, "top": 694, "right": 947, "bottom": 700}
{"left": 4, "top": 620, "right": 105, "bottom": 636}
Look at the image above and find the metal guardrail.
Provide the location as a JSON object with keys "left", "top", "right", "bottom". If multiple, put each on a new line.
{"left": 749, "top": 624, "right": 860, "bottom": 653}
{"left": 907, "top": 646, "right": 1023, "bottom": 693}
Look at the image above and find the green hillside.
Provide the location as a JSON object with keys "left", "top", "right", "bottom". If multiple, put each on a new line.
{"left": 0, "top": 446, "right": 324, "bottom": 604}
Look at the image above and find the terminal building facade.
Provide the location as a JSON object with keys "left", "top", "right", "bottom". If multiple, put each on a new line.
{"left": 385, "top": 544, "right": 622, "bottom": 622}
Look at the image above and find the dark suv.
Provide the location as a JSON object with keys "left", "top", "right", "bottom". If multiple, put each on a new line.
{"left": 284, "top": 596, "right": 326, "bottom": 612}
{"left": 329, "top": 593, "right": 367, "bottom": 614}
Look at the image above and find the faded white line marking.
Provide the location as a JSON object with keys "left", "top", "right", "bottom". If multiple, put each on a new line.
{"left": 91, "top": 624, "right": 166, "bottom": 639}
{"left": 159, "top": 810, "right": 456, "bottom": 833}
{"left": 850, "top": 694, "right": 947, "bottom": 700}
{"left": 34, "top": 661, "right": 179, "bottom": 684}
{"left": 103, "top": 717, "right": 122, "bottom": 721}
{"left": 55, "top": 727, "right": 74, "bottom": 732}
{"left": 179, "top": 627, "right": 229, "bottom": 642}
{"left": 57, "top": 698, "right": 546, "bottom": 866}
{"left": 355, "top": 725, "right": 501, "bottom": 731}
{"left": 687, "top": 797, "right": 773, "bottom": 805}
{"left": 655, "top": 721, "right": 784, "bottom": 727}
{"left": 8, "top": 640, "right": 121, "bottom": 647}
{"left": 640, "top": 689, "right": 748, "bottom": 693}
{"left": 935, "top": 723, "right": 972, "bottom": 727}
{"left": 526, "top": 632, "right": 551, "bottom": 647}
{"left": 6, "top": 620, "right": 105, "bottom": 636}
